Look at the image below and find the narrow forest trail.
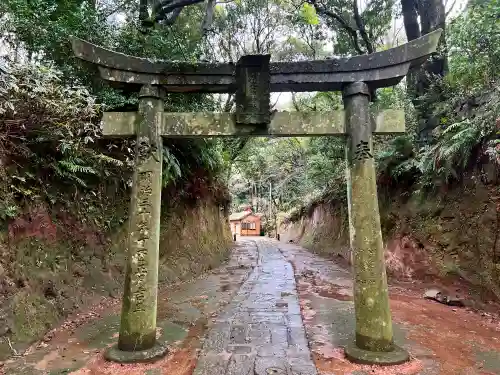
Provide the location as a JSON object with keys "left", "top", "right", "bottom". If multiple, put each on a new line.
{"left": 2, "top": 238, "right": 500, "bottom": 375}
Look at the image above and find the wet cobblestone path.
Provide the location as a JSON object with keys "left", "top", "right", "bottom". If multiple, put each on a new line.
{"left": 4, "top": 238, "right": 499, "bottom": 375}
{"left": 194, "top": 239, "right": 317, "bottom": 375}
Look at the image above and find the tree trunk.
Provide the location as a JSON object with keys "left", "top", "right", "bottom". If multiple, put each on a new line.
{"left": 401, "top": 0, "right": 420, "bottom": 41}
{"left": 401, "top": 0, "right": 421, "bottom": 99}
{"left": 401, "top": 0, "right": 448, "bottom": 146}
{"left": 418, "top": 0, "right": 448, "bottom": 77}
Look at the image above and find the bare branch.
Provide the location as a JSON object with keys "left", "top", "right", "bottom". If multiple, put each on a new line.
{"left": 7, "top": 337, "right": 19, "bottom": 357}
{"left": 445, "top": 0, "right": 458, "bottom": 18}
{"left": 102, "top": 0, "right": 136, "bottom": 18}
{"left": 352, "top": 0, "right": 374, "bottom": 53}
{"left": 291, "top": 93, "right": 301, "bottom": 112}
{"left": 392, "top": 24, "right": 405, "bottom": 46}
{"left": 308, "top": 0, "right": 365, "bottom": 54}
{"left": 271, "top": 93, "right": 283, "bottom": 110}
{"left": 291, "top": 93, "right": 315, "bottom": 112}
{"left": 223, "top": 94, "right": 235, "bottom": 112}
{"left": 155, "top": 0, "right": 205, "bottom": 22}
{"left": 218, "top": 37, "right": 234, "bottom": 62}
{"left": 161, "top": 7, "right": 184, "bottom": 25}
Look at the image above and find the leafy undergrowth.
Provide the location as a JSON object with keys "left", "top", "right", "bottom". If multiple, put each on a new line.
{"left": 0, "top": 59, "right": 233, "bottom": 361}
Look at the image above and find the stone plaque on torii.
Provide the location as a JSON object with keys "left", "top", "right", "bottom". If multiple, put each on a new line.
{"left": 71, "top": 29, "right": 441, "bottom": 365}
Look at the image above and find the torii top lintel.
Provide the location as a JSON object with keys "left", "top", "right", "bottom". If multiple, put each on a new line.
{"left": 71, "top": 29, "right": 442, "bottom": 94}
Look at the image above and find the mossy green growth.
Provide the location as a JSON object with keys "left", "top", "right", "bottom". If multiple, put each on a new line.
{"left": 474, "top": 349, "right": 500, "bottom": 373}
{"left": 344, "top": 87, "right": 399, "bottom": 357}
{"left": 47, "top": 366, "right": 81, "bottom": 375}
{"left": 344, "top": 341, "right": 409, "bottom": 365}
{"left": 105, "top": 342, "right": 168, "bottom": 363}
{"left": 116, "top": 89, "right": 164, "bottom": 354}
{"left": 157, "top": 321, "right": 188, "bottom": 343}
{"left": 348, "top": 157, "right": 394, "bottom": 352}
{"left": 1, "top": 180, "right": 232, "bottom": 362}
{"left": 12, "top": 292, "right": 60, "bottom": 342}
{"left": 76, "top": 314, "right": 121, "bottom": 349}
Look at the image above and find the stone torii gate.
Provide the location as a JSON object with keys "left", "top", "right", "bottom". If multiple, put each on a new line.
{"left": 71, "top": 29, "right": 441, "bottom": 365}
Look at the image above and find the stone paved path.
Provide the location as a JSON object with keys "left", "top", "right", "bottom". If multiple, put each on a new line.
{"left": 194, "top": 239, "right": 317, "bottom": 375}
{"left": 1, "top": 241, "right": 259, "bottom": 375}
{"left": 277, "top": 242, "right": 500, "bottom": 375}
{"left": 5, "top": 237, "right": 499, "bottom": 375}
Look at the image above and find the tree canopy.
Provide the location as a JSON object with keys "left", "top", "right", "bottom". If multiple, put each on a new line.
{"left": 0, "top": 0, "right": 498, "bottom": 224}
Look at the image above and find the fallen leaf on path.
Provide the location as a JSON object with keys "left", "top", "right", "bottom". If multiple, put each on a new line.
{"left": 193, "top": 295, "right": 208, "bottom": 301}
{"left": 314, "top": 345, "right": 345, "bottom": 360}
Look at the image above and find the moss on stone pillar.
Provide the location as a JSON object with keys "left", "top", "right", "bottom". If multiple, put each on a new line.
{"left": 343, "top": 81, "right": 409, "bottom": 365}
{"left": 106, "top": 85, "right": 168, "bottom": 362}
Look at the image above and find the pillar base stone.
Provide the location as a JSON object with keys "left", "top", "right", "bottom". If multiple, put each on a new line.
{"left": 104, "top": 342, "right": 168, "bottom": 363}
{"left": 344, "top": 342, "right": 409, "bottom": 366}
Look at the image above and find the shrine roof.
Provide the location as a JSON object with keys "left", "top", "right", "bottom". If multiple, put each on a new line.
{"left": 229, "top": 211, "right": 253, "bottom": 221}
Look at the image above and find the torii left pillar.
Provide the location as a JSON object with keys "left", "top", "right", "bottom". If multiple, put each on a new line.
{"left": 105, "top": 85, "right": 168, "bottom": 363}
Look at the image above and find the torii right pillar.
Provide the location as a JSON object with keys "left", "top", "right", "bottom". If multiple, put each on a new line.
{"left": 343, "top": 81, "right": 409, "bottom": 365}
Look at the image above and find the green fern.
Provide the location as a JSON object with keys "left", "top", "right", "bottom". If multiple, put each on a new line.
{"left": 415, "top": 117, "right": 485, "bottom": 186}
{"left": 51, "top": 163, "right": 89, "bottom": 187}
{"left": 58, "top": 159, "right": 98, "bottom": 175}
{"left": 436, "top": 119, "right": 481, "bottom": 179}
{"left": 0, "top": 204, "right": 19, "bottom": 220}
{"left": 163, "top": 147, "right": 182, "bottom": 186}
{"left": 92, "top": 153, "right": 124, "bottom": 167}
{"left": 376, "top": 136, "right": 417, "bottom": 182}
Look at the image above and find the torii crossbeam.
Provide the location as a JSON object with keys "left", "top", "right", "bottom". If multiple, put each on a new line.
{"left": 72, "top": 31, "right": 439, "bottom": 93}
{"left": 70, "top": 29, "right": 442, "bottom": 366}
